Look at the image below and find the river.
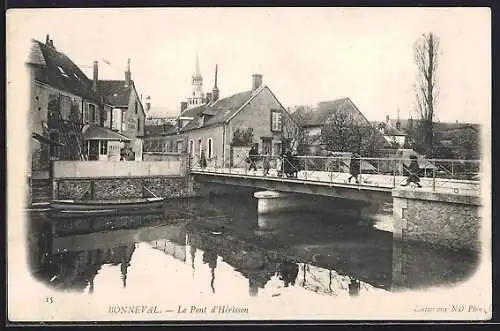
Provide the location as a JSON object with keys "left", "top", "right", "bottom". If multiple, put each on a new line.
{"left": 27, "top": 194, "right": 479, "bottom": 300}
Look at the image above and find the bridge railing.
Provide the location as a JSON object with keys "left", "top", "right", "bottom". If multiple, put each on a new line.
{"left": 190, "top": 154, "right": 481, "bottom": 194}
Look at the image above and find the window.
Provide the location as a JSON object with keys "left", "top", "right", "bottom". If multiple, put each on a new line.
{"left": 207, "top": 138, "right": 213, "bottom": 159}
{"left": 198, "top": 139, "right": 202, "bottom": 157}
{"left": 121, "top": 110, "right": 127, "bottom": 132}
{"left": 100, "top": 141, "right": 108, "bottom": 155}
{"left": 189, "top": 140, "right": 194, "bottom": 156}
{"left": 137, "top": 118, "right": 141, "bottom": 132}
{"left": 57, "top": 66, "right": 69, "bottom": 78}
{"left": 88, "top": 104, "right": 96, "bottom": 123}
{"left": 135, "top": 101, "right": 138, "bottom": 114}
{"left": 60, "top": 95, "right": 71, "bottom": 120}
{"left": 271, "top": 110, "right": 282, "bottom": 132}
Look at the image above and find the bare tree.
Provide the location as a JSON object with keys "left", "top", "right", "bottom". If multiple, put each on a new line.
{"left": 320, "top": 110, "right": 373, "bottom": 155}
{"left": 282, "top": 108, "right": 306, "bottom": 154}
{"left": 414, "top": 32, "right": 440, "bottom": 156}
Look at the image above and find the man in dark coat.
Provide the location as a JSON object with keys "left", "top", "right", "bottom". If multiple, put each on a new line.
{"left": 248, "top": 146, "right": 258, "bottom": 171}
{"left": 348, "top": 152, "right": 360, "bottom": 184}
{"left": 402, "top": 154, "right": 422, "bottom": 188}
{"left": 200, "top": 150, "right": 207, "bottom": 169}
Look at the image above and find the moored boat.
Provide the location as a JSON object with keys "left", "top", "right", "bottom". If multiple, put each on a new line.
{"left": 50, "top": 197, "right": 165, "bottom": 211}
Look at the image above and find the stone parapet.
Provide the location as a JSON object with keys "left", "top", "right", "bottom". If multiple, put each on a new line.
{"left": 392, "top": 188, "right": 482, "bottom": 252}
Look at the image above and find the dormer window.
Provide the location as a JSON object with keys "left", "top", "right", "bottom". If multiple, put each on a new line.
{"left": 57, "top": 66, "right": 69, "bottom": 78}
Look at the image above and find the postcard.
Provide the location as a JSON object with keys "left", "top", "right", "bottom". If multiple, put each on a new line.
{"left": 7, "top": 7, "right": 492, "bottom": 322}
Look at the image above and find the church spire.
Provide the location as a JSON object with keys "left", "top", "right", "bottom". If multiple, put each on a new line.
{"left": 195, "top": 52, "right": 201, "bottom": 77}
{"left": 188, "top": 51, "right": 205, "bottom": 107}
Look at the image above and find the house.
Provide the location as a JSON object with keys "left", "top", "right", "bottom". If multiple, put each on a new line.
{"left": 293, "top": 97, "right": 388, "bottom": 155}
{"left": 28, "top": 35, "right": 104, "bottom": 179}
{"left": 27, "top": 35, "right": 148, "bottom": 183}
{"left": 375, "top": 115, "right": 407, "bottom": 148}
{"left": 82, "top": 124, "right": 131, "bottom": 161}
{"left": 97, "top": 59, "right": 146, "bottom": 160}
{"left": 142, "top": 103, "right": 181, "bottom": 152}
{"left": 143, "top": 122, "right": 178, "bottom": 152}
{"left": 160, "top": 72, "right": 299, "bottom": 167}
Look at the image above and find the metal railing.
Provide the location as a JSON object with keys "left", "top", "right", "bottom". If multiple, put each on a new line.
{"left": 189, "top": 154, "right": 481, "bottom": 194}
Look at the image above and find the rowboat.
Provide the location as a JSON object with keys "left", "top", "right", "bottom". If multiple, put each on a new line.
{"left": 48, "top": 208, "right": 166, "bottom": 220}
{"left": 50, "top": 197, "right": 165, "bottom": 211}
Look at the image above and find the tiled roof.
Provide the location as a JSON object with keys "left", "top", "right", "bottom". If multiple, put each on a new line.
{"left": 180, "top": 90, "right": 255, "bottom": 132}
{"left": 97, "top": 80, "right": 133, "bottom": 107}
{"left": 302, "top": 98, "right": 370, "bottom": 127}
{"left": 180, "top": 104, "right": 206, "bottom": 118}
{"left": 82, "top": 124, "right": 131, "bottom": 141}
{"left": 29, "top": 39, "right": 99, "bottom": 102}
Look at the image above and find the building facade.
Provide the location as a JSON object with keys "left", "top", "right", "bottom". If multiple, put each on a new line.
{"left": 294, "top": 97, "right": 388, "bottom": 156}
{"left": 157, "top": 73, "right": 299, "bottom": 167}
{"left": 97, "top": 59, "right": 146, "bottom": 160}
{"left": 28, "top": 36, "right": 103, "bottom": 179}
{"left": 27, "top": 35, "right": 147, "bottom": 183}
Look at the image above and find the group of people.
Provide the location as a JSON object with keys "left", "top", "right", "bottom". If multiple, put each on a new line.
{"left": 204, "top": 143, "right": 423, "bottom": 188}
{"left": 246, "top": 145, "right": 300, "bottom": 178}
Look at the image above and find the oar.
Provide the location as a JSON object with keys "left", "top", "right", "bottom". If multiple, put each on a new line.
{"left": 143, "top": 185, "right": 159, "bottom": 198}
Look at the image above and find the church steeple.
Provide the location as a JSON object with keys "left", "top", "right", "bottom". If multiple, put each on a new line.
{"left": 188, "top": 52, "right": 205, "bottom": 108}
{"left": 195, "top": 52, "right": 201, "bottom": 77}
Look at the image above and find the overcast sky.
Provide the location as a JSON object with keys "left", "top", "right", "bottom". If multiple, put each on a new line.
{"left": 8, "top": 7, "right": 490, "bottom": 123}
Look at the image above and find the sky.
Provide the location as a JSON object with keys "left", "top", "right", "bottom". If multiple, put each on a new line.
{"left": 7, "top": 7, "right": 491, "bottom": 123}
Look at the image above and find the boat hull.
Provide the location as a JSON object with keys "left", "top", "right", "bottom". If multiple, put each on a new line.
{"left": 50, "top": 198, "right": 165, "bottom": 211}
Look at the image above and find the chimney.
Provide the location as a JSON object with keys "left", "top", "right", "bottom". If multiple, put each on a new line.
{"left": 212, "top": 64, "right": 219, "bottom": 102}
{"left": 92, "top": 61, "right": 98, "bottom": 92}
{"left": 45, "top": 35, "right": 55, "bottom": 48}
{"left": 386, "top": 114, "right": 390, "bottom": 124}
{"left": 124, "top": 58, "right": 131, "bottom": 87}
{"left": 252, "top": 74, "right": 263, "bottom": 91}
{"left": 180, "top": 101, "right": 188, "bottom": 113}
{"left": 145, "top": 95, "right": 151, "bottom": 112}
{"left": 396, "top": 120, "right": 401, "bottom": 130}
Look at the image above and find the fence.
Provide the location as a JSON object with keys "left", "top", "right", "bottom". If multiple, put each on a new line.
{"left": 190, "top": 153, "right": 481, "bottom": 194}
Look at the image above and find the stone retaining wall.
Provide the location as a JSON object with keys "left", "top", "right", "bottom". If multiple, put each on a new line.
{"left": 392, "top": 188, "right": 481, "bottom": 252}
{"left": 54, "top": 176, "right": 200, "bottom": 200}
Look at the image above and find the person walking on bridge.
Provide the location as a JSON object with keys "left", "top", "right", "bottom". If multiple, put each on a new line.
{"left": 248, "top": 145, "right": 258, "bottom": 172}
{"left": 263, "top": 151, "right": 271, "bottom": 176}
{"left": 348, "top": 152, "right": 360, "bottom": 184}
{"left": 401, "top": 154, "right": 422, "bottom": 188}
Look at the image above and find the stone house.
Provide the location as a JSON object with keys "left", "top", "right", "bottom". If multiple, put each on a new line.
{"left": 97, "top": 59, "right": 146, "bottom": 160}
{"left": 294, "top": 97, "right": 388, "bottom": 155}
{"left": 28, "top": 36, "right": 104, "bottom": 179}
{"left": 161, "top": 74, "right": 299, "bottom": 167}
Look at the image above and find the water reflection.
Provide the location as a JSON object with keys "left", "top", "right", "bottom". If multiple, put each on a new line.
{"left": 27, "top": 195, "right": 479, "bottom": 299}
